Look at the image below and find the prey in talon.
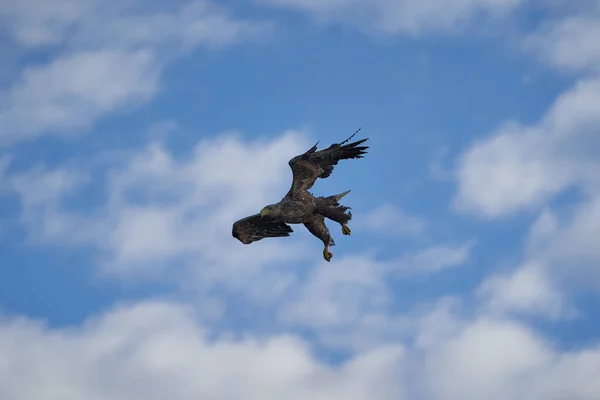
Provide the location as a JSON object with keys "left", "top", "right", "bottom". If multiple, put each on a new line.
{"left": 232, "top": 128, "right": 369, "bottom": 262}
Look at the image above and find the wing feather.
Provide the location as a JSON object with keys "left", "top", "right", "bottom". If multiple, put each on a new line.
{"left": 232, "top": 213, "right": 293, "bottom": 244}
{"left": 288, "top": 129, "right": 369, "bottom": 193}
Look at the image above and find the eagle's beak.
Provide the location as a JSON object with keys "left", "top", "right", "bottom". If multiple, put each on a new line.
{"left": 260, "top": 208, "right": 270, "bottom": 218}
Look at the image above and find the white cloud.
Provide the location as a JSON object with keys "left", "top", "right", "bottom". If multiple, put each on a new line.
{"left": 406, "top": 297, "right": 600, "bottom": 399}
{"left": 473, "top": 188, "right": 600, "bottom": 320}
{"left": 450, "top": 0, "right": 600, "bottom": 325}
{"left": 253, "top": 0, "right": 524, "bottom": 36}
{"left": 3, "top": 297, "right": 600, "bottom": 399}
{"left": 0, "top": 0, "right": 263, "bottom": 50}
{"left": 412, "top": 296, "right": 465, "bottom": 349}
{"left": 395, "top": 241, "right": 474, "bottom": 274}
{"left": 526, "top": 12, "right": 600, "bottom": 74}
{"left": 1, "top": 49, "right": 159, "bottom": 141}
{"left": 0, "top": 0, "right": 266, "bottom": 144}
{"left": 527, "top": 194, "right": 600, "bottom": 287}
{"left": 355, "top": 203, "right": 429, "bottom": 237}
{"left": 279, "top": 242, "right": 473, "bottom": 351}
{"left": 0, "top": 0, "right": 91, "bottom": 47}
{"left": 100, "top": 132, "right": 312, "bottom": 274}
{"left": 419, "top": 314, "right": 600, "bottom": 400}
{"left": 0, "top": 160, "right": 95, "bottom": 244}
{"left": 279, "top": 254, "right": 406, "bottom": 350}
{"left": 1, "top": 130, "right": 326, "bottom": 310}
{"left": 453, "top": 77, "right": 600, "bottom": 218}
{"left": 6, "top": 131, "right": 313, "bottom": 274}
{"left": 3, "top": 2, "right": 600, "bottom": 398}
{"left": 0, "top": 300, "right": 405, "bottom": 400}
{"left": 2, "top": 124, "right": 600, "bottom": 396}
{"left": 454, "top": 0, "right": 600, "bottom": 219}
{"left": 1, "top": 128, "right": 477, "bottom": 350}
{"left": 477, "top": 262, "right": 569, "bottom": 319}
{"left": 422, "top": 318, "right": 553, "bottom": 399}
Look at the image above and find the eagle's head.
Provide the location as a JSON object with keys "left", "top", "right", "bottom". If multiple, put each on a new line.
{"left": 260, "top": 204, "right": 282, "bottom": 218}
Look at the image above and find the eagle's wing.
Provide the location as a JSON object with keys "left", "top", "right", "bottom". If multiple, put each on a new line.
{"left": 288, "top": 129, "right": 369, "bottom": 193}
{"left": 232, "top": 213, "right": 293, "bottom": 244}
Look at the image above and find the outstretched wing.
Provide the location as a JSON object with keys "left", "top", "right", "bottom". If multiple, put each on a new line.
{"left": 288, "top": 128, "right": 369, "bottom": 193}
{"left": 232, "top": 213, "right": 293, "bottom": 244}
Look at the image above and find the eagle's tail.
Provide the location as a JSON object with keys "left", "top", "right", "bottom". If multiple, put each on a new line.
{"left": 318, "top": 204, "right": 352, "bottom": 225}
{"left": 317, "top": 192, "right": 352, "bottom": 225}
{"left": 332, "top": 190, "right": 351, "bottom": 201}
{"left": 321, "top": 190, "right": 350, "bottom": 205}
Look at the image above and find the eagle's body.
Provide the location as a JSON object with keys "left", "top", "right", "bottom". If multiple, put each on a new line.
{"left": 232, "top": 130, "right": 369, "bottom": 261}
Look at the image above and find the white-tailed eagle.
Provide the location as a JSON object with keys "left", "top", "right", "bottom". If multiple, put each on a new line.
{"left": 232, "top": 129, "right": 369, "bottom": 262}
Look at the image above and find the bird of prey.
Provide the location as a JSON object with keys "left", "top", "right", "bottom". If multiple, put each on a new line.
{"left": 231, "top": 129, "right": 369, "bottom": 262}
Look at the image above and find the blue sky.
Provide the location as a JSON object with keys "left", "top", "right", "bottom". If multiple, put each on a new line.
{"left": 1, "top": 0, "right": 600, "bottom": 398}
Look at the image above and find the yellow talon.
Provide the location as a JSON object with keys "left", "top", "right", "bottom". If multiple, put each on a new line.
{"left": 342, "top": 225, "right": 351, "bottom": 235}
{"left": 323, "top": 247, "right": 333, "bottom": 262}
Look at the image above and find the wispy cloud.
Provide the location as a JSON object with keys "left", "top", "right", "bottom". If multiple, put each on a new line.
{"left": 0, "top": 0, "right": 268, "bottom": 144}
{"left": 525, "top": 9, "right": 600, "bottom": 74}
{"left": 0, "top": 300, "right": 405, "bottom": 400}
{"left": 1, "top": 49, "right": 160, "bottom": 141}
{"left": 253, "top": 0, "right": 525, "bottom": 36}
{"left": 279, "top": 254, "right": 407, "bottom": 351}
{"left": 394, "top": 241, "right": 474, "bottom": 274}
{"left": 453, "top": 77, "right": 600, "bottom": 218}
{"left": 278, "top": 241, "right": 473, "bottom": 351}
{"left": 355, "top": 203, "right": 429, "bottom": 237}
{"left": 2, "top": 0, "right": 600, "bottom": 398}
{"left": 451, "top": 1, "right": 600, "bottom": 324}
{"left": 1, "top": 127, "right": 476, "bottom": 352}
{"left": 477, "top": 262, "right": 571, "bottom": 320}
{"left": 3, "top": 296, "right": 600, "bottom": 399}
{"left": 1, "top": 131, "right": 313, "bottom": 290}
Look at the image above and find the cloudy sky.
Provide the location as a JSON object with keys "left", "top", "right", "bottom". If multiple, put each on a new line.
{"left": 1, "top": 0, "right": 600, "bottom": 398}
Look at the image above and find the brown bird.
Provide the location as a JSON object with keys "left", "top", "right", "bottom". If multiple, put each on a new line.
{"left": 232, "top": 129, "right": 369, "bottom": 262}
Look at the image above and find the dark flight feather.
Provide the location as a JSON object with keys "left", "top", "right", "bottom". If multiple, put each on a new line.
{"left": 287, "top": 131, "right": 369, "bottom": 193}
{"left": 232, "top": 213, "right": 293, "bottom": 244}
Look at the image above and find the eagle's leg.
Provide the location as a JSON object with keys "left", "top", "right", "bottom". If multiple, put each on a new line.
{"left": 342, "top": 224, "right": 351, "bottom": 235}
{"left": 304, "top": 215, "right": 335, "bottom": 262}
{"left": 323, "top": 244, "right": 333, "bottom": 262}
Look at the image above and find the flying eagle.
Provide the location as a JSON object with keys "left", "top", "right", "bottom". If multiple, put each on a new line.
{"left": 231, "top": 129, "right": 369, "bottom": 262}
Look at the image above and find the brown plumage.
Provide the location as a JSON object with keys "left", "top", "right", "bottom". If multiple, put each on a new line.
{"left": 232, "top": 129, "right": 369, "bottom": 261}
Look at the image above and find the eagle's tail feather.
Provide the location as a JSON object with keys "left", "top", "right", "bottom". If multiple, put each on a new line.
{"left": 317, "top": 203, "right": 352, "bottom": 225}
{"left": 320, "top": 190, "right": 350, "bottom": 206}
{"left": 333, "top": 190, "right": 351, "bottom": 201}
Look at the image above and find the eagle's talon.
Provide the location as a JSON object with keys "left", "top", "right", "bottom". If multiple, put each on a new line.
{"left": 342, "top": 225, "right": 351, "bottom": 235}
{"left": 323, "top": 247, "right": 333, "bottom": 262}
